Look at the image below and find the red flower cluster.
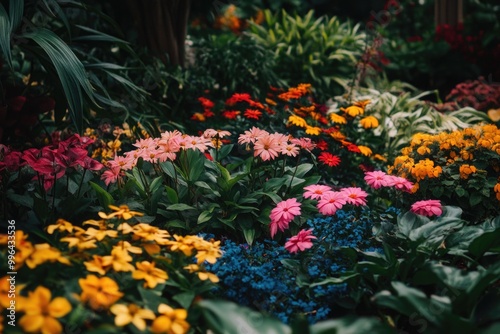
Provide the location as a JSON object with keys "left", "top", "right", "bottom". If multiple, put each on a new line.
{"left": 1, "top": 134, "right": 103, "bottom": 190}
{"left": 435, "top": 23, "right": 484, "bottom": 63}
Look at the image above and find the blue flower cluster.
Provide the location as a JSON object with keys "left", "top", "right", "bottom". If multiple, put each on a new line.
{"left": 207, "top": 208, "right": 387, "bottom": 324}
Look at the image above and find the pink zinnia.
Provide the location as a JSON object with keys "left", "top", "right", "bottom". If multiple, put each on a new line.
{"left": 270, "top": 219, "right": 291, "bottom": 239}
{"left": 317, "top": 191, "right": 347, "bottom": 215}
{"left": 411, "top": 199, "right": 442, "bottom": 217}
{"left": 285, "top": 229, "right": 317, "bottom": 254}
{"left": 341, "top": 187, "right": 368, "bottom": 206}
{"left": 386, "top": 175, "right": 414, "bottom": 192}
{"left": 281, "top": 143, "right": 299, "bottom": 157}
{"left": 364, "top": 171, "right": 390, "bottom": 189}
{"left": 303, "top": 184, "right": 333, "bottom": 200}
{"left": 290, "top": 137, "right": 316, "bottom": 151}
{"left": 238, "top": 127, "right": 268, "bottom": 144}
{"left": 253, "top": 134, "right": 280, "bottom": 161}
{"left": 101, "top": 166, "right": 122, "bottom": 186}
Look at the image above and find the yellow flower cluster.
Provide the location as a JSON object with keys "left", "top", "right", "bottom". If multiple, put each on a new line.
{"left": 0, "top": 205, "right": 223, "bottom": 333}
{"left": 390, "top": 124, "right": 500, "bottom": 202}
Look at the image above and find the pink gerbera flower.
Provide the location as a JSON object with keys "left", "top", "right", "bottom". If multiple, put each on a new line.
{"left": 386, "top": 175, "right": 414, "bottom": 193}
{"left": 303, "top": 184, "right": 333, "bottom": 200}
{"left": 101, "top": 166, "right": 122, "bottom": 186}
{"left": 364, "top": 170, "right": 390, "bottom": 189}
{"left": 281, "top": 143, "right": 300, "bottom": 157}
{"left": 341, "top": 187, "right": 368, "bottom": 206}
{"left": 317, "top": 191, "right": 347, "bottom": 215}
{"left": 270, "top": 219, "right": 291, "bottom": 239}
{"left": 290, "top": 137, "right": 316, "bottom": 151}
{"left": 285, "top": 229, "right": 317, "bottom": 254}
{"left": 238, "top": 127, "right": 268, "bottom": 144}
{"left": 253, "top": 134, "right": 280, "bottom": 161}
{"left": 270, "top": 198, "right": 301, "bottom": 225}
{"left": 411, "top": 199, "right": 442, "bottom": 217}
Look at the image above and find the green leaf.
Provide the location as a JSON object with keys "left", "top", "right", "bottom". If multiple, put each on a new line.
{"left": 309, "top": 273, "right": 360, "bottom": 287}
{"left": 468, "top": 228, "right": 500, "bottom": 257}
{"left": 165, "top": 186, "right": 178, "bottom": 204}
{"left": 9, "top": 0, "right": 23, "bottom": 32}
{"left": 172, "top": 291, "right": 195, "bottom": 309}
{"left": 242, "top": 226, "right": 256, "bottom": 246}
{"left": 197, "top": 210, "right": 213, "bottom": 225}
{"left": 309, "top": 316, "right": 393, "bottom": 334}
{"left": 23, "top": 28, "right": 97, "bottom": 133}
{"left": 167, "top": 203, "right": 196, "bottom": 211}
{"left": 0, "top": 3, "right": 13, "bottom": 68}
{"left": 6, "top": 193, "right": 34, "bottom": 208}
{"left": 89, "top": 181, "right": 114, "bottom": 210}
{"left": 397, "top": 211, "right": 429, "bottom": 237}
{"left": 469, "top": 191, "right": 484, "bottom": 207}
{"left": 198, "top": 300, "right": 291, "bottom": 334}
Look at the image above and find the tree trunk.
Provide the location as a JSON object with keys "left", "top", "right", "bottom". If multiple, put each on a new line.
{"left": 126, "top": 0, "right": 191, "bottom": 66}
{"left": 435, "top": 0, "right": 463, "bottom": 26}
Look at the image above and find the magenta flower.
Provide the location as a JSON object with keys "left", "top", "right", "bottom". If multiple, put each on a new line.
{"left": 341, "top": 187, "right": 368, "bottom": 206}
{"left": 270, "top": 219, "right": 291, "bottom": 239}
{"left": 285, "top": 229, "right": 317, "bottom": 254}
{"left": 317, "top": 191, "right": 347, "bottom": 215}
{"left": 364, "top": 170, "right": 390, "bottom": 189}
{"left": 410, "top": 200, "right": 443, "bottom": 217}
{"left": 303, "top": 184, "right": 333, "bottom": 200}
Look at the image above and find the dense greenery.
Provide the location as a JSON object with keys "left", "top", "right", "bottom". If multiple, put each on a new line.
{"left": 1, "top": 1, "right": 499, "bottom": 333}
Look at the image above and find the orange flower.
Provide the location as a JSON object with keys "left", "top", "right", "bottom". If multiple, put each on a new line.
{"left": 244, "top": 109, "right": 262, "bottom": 120}
{"left": 79, "top": 275, "right": 123, "bottom": 310}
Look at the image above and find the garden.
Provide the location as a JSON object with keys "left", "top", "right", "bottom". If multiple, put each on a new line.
{"left": 1, "top": 0, "right": 499, "bottom": 333}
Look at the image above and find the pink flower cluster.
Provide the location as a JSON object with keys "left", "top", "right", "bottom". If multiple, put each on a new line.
{"left": 238, "top": 127, "right": 315, "bottom": 161}
{"left": 1, "top": 134, "right": 103, "bottom": 190}
{"left": 269, "top": 198, "right": 301, "bottom": 238}
{"left": 101, "top": 129, "right": 230, "bottom": 186}
{"left": 304, "top": 184, "right": 368, "bottom": 216}
{"left": 364, "top": 170, "right": 413, "bottom": 192}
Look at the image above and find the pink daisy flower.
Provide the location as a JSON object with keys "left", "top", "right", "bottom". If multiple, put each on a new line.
{"left": 270, "top": 219, "right": 291, "bottom": 239}
{"left": 411, "top": 199, "right": 442, "bottom": 217}
{"left": 281, "top": 143, "right": 300, "bottom": 157}
{"left": 364, "top": 170, "right": 390, "bottom": 189}
{"left": 317, "top": 191, "right": 347, "bottom": 215}
{"left": 253, "top": 134, "right": 280, "bottom": 161}
{"left": 203, "top": 129, "right": 231, "bottom": 139}
{"left": 238, "top": 127, "right": 268, "bottom": 144}
{"left": 386, "top": 175, "right": 414, "bottom": 192}
{"left": 303, "top": 184, "right": 333, "bottom": 200}
{"left": 101, "top": 166, "right": 122, "bottom": 186}
{"left": 341, "top": 187, "right": 368, "bottom": 206}
{"left": 285, "top": 229, "right": 317, "bottom": 254}
{"left": 269, "top": 198, "right": 302, "bottom": 225}
{"left": 290, "top": 137, "right": 316, "bottom": 151}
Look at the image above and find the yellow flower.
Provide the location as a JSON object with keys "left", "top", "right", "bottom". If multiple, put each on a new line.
{"left": 99, "top": 205, "right": 144, "bottom": 220}
{"left": 460, "top": 149, "right": 473, "bottom": 160}
{"left": 191, "top": 112, "right": 206, "bottom": 122}
{"left": 195, "top": 242, "right": 222, "bottom": 265}
{"left": 110, "top": 303, "right": 155, "bottom": 330}
{"left": 305, "top": 125, "right": 321, "bottom": 136}
{"left": 132, "top": 261, "right": 168, "bottom": 288}
{"left": 102, "top": 247, "right": 135, "bottom": 272}
{"left": 60, "top": 227, "right": 97, "bottom": 252}
{"left": 357, "top": 145, "right": 372, "bottom": 157}
{"left": 151, "top": 304, "right": 190, "bottom": 334}
{"left": 353, "top": 100, "right": 371, "bottom": 109}
{"left": 79, "top": 275, "right": 123, "bottom": 310}
{"left": 115, "top": 241, "right": 143, "bottom": 254}
{"left": 359, "top": 116, "right": 379, "bottom": 129}
{"left": 132, "top": 223, "right": 170, "bottom": 245}
{"left": 416, "top": 145, "right": 431, "bottom": 155}
{"left": 107, "top": 139, "right": 122, "bottom": 152}
{"left": 84, "top": 255, "right": 111, "bottom": 276}
{"left": 184, "top": 264, "right": 220, "bottom": 283}
{"left": 25, "top": 243, "right": 71, "bottom": 269}
{"left": 84, "top": 227, "right": 118, "bottom": 241}
{"left": 329, "top": 113, "right": 347, "bottom": 124}
{"left": 459, "top": 164, "right": 477, "bottom": 179}
{"left": 373, "top": 154, "right": 387, "bottom": 162}
{"left": 411, "top": 159, "right": 442, "bottom": 181}
{"left": 288, "top": 115, "right": 308, "bottom": 128}
{"left": 265, "top": 98, "right": 277, "bottom": 106}
{"left": 330, "top": 131, "right": 346, "bottom": 141}
{"left": 341, "top": 105, "right": 364, "bottom": 117}
{"left": 18, "top": 286, "right": 71, "bottom": 334}
{"left": 47, "top": 219, "right": 74, "bottom": 234}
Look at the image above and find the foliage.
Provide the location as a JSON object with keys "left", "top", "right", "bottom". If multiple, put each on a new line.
{"left": 334, "top": 84, "right": 490, "bottom": 158}
{"left": 306, "top": 207, "right": 500, "bottom": 333}
{"left": 0, "top": 205, "right": 221, "bottom": 333}
{"left": 189, "top": 33, "right": 282, "bottom": 100}
{"left": 389, "top": 124, "right": 500, "bottom": 222}
{"left": 0, "top": 0, "right": 167, "bottom": 140}
{"left": 248, "top": 10, "right": 366, "bottom": 101}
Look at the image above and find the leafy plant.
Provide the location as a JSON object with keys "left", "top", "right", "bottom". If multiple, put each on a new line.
{"left": 248, "top": 9, "right": 366, "bottom": 101}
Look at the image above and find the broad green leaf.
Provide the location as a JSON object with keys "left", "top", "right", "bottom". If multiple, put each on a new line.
{"left": 468, "top": 228, "right": 500, "bottom": 258}
{"left": 198, "top": 300, "right": 291, "bottom": 334}
{"left": 173, "top": 291, "right": 195, "bottom": 309}
{"left": 309, "top": 316, "right": 393, "bottom": 334}
{"left": 0, "top": 3, "right": 12, "bottom": 68}
{"left": 165, "top": 186, "right": 178, "bottom": 204}
{"left": 167, "top": 203, "right": 196, "bottom": 211}
{"left": 397, "top": 211, "right": 429, "bottom": 238}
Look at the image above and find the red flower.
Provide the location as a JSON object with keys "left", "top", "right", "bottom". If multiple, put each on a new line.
{"left": 346, "top": 143, "right": 361, "bottom": 153}
{"left": 316, "top": 140, "right": 329, "bottom": 151}
{"left": 243, "top": 109, "right": 262, "bottom": 120}
{"left": 198, "top": 97, "right": 214, "bottom": 109}
{"left": 222, "top": 110, "right": 240, "bottom": 120}
{"left": 226, "top": 93, "right": 252, "bottom": 106}
{"left": 318, "top": 152, "right": 341, "bottom": 167}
